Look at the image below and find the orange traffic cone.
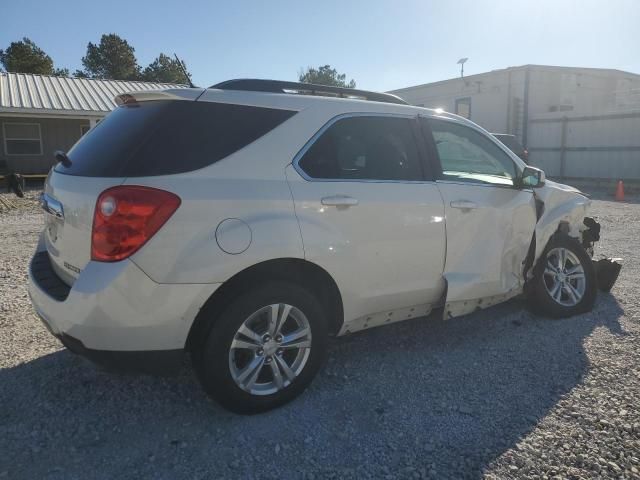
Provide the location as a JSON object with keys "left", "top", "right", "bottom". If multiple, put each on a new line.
{"left": 615, "top": 180, "right": 625, "bottom": 201}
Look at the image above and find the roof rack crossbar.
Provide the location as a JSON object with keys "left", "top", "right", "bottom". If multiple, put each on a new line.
{"left": 210, "top": 79, "right": 408, "bottom": 105}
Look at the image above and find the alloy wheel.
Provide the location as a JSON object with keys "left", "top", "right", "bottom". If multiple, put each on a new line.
{"left": 543, "top": 247, "right": 587, "bottom": 307}
{"left": 228, "top": 303, "right": 312, "bottom": 395}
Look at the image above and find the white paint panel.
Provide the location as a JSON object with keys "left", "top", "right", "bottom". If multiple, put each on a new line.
{"left": 287, "top": 165, "right": 447, "bottom": 327}
{"left": 29, "top": 235, "right": 218, "bottom": 351}
{"left": 436, "top": 181, "right": 537, "bottom": 317}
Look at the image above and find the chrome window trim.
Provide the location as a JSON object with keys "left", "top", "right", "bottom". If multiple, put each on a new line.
{"left": 436, "top": 179, "right": 533, "bottom": 193}
{"left": 291, "top": 112, "right": 436, "bottom": 184}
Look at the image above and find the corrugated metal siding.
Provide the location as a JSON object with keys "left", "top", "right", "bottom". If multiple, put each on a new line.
{"left": 0, "top": 73, "right": 182, "bottom": 114}
{"left": 528, "top": 112, "right": 640, "bottom": 180}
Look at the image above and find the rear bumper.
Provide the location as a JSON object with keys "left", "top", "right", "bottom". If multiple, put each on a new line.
{"left": 55, "top": 331, "right": 183, "bottom": 375}
{"left": 31, "top": 283, "right": 183, "bottom": 374}
{"left": 28, "top": 234, "right": 220, "bottom": 370}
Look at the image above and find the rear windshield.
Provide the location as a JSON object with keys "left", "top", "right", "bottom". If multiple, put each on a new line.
{"left": 56, "top": 100, "right": 296, "bottom": 177}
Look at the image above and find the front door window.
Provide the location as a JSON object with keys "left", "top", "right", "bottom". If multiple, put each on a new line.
{"left": 428, "top": 119, "right": 518, "bottom": 186}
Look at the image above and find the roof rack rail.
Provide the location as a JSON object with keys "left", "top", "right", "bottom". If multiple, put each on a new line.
{"left": 210, "top": 79, "right": 408, "bottom": 105}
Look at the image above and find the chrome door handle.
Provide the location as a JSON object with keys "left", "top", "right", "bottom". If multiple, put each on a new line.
{"left": 321, "top": 195, "right": 359, "bottom": 207}
{"left": 450, "top": 200, "right": 478, "bottom": 210}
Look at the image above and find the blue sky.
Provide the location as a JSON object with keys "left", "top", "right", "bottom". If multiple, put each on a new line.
{"left": 3, "top": 0, "right": 639, "bottom": 91}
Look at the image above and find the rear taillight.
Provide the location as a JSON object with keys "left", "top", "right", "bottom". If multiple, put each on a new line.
{"left": 91, "top": 186, "right": 181, "bottom": 262}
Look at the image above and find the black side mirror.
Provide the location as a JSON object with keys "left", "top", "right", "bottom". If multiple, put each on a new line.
{"left": 520, "top": 166, "right": 545, "bottom": 188}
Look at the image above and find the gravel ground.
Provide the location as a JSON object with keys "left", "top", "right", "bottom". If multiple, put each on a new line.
{"left": 0, "top": 187, "right": 638, "bottom": 479}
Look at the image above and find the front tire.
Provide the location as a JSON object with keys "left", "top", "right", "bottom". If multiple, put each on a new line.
{"left": 196, "top": 282, "right": 328, "bottom": 414}
{"left": 530, "top": 233, "right": 597, "bottom": 318}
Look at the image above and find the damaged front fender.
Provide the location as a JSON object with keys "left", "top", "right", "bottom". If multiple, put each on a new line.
{"left": 525, "top": 183, "right": 622, "bottom": 295}
{"left": 442, "top": 179, "right": 597, "bottom": 320}
{"left": 531, "top": 180, "right": 592, "bottom": 269}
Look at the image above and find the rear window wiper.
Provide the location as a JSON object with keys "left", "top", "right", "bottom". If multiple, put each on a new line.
{"left": 54, "top": 150, "right": 72, "bottom": 168}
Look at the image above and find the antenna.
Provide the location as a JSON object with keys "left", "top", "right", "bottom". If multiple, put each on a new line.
{"left": 457, "top": 57, "right": 468, "bottom": 78}
{"left": 174, "top": 53, "right": 195, "bottom": 88}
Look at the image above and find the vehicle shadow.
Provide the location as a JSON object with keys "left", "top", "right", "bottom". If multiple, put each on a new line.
{"left": 0, "top": 293, "right": 625, "bottom": 480}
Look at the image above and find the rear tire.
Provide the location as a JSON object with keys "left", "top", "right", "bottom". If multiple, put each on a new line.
{"left": 530, "top": 233, "right": 597, "bottom": 318}
{"left": 195, "top": 282, "right": 328, "bottom": 414}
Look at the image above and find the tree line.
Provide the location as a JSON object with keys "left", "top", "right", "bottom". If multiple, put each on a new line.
{"left": 0, "top": 34, "right": 192, "bottom": 84}
{"left": 0, "top": 34, "right": 357, "bottom": 88}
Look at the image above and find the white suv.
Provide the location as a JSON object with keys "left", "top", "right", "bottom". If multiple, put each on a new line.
{"left": 29, "top": 79, "right": 612, "bottom": 413}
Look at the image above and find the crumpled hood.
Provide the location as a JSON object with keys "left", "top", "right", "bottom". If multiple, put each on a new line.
{"left": 535, "top": 179, "right": 590, "bottom": 216}
{"left": 542, "top": 179, "right": 587, "bottom": 196}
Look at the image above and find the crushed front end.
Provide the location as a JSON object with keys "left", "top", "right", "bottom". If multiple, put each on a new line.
{"left": 582, "top": 217, "right": 622, "bottom": 292}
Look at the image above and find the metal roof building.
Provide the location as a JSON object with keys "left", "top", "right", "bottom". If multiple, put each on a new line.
{"left": 0, "top": 73, "right": 182, "bottom": 174}
{"left": 0, "top": 72, "right": 180, "bottom": 116}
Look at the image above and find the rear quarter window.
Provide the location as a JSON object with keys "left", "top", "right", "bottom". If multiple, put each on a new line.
{"left": 56, "top": 100, "right": 296, "bottom": 177}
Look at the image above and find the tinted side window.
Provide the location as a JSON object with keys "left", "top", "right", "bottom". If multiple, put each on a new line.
{"left": 494, "top": 135, "right": 524, "bottom": 154}
{"left": 428, "top": 119, "right": 517, "bottom": 185}
{"left": 298, "top": 116, "right": 423, "bottom": 181}
{"left": 56, "top": 101, "right": 296, "bottom": 177}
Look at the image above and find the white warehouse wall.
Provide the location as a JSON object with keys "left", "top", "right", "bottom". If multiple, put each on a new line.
{"left": 390, "top": 65, "right": 640, "bottom": 135}
{"left": 528, "top": 112, "right": 640, "bottom": 180}
{"left": 526, "top": 67, "right": 640, "bottom": 116}
{"left": 390, "top": 65, "right": 640, "bottom": 180}
{"left": 389, "top": 68, "right": 526, "bottom": 135}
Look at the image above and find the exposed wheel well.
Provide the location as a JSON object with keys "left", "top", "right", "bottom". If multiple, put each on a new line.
{"left": 186, "top": 258, "right": 344, "bottom": 352}
{"left": 557, "top": 221, "right": 570, "bottom": 235}
{"left": 524, "top": 222, "right": 573, "bottom": 297}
